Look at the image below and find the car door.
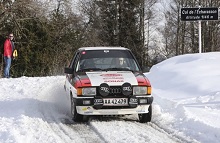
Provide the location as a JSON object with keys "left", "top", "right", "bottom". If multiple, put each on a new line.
{"left": 65, "top": 51, "right": 81, "bottom": 97}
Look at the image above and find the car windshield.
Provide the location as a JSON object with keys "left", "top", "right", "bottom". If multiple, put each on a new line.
{"left": 76, "top": 50, "right": 140, "bottom": 72}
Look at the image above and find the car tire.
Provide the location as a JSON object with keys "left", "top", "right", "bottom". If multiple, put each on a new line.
{"left": 70, "top": 95, "right": 89, "bottom": 122}
{"left": 138, "top": 104, "right": 152, "bottom": 123}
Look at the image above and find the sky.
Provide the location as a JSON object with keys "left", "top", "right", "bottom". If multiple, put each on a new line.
{"left": 0, "top": 52, "right": 220, "bottom": 143}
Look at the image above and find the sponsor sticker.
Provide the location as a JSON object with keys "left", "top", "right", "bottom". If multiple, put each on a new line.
{"left": 86, "top": 71, "right": 138, "bottom": 86}
{"left": 100, "top": 74, "right": 122, "bottom": 77}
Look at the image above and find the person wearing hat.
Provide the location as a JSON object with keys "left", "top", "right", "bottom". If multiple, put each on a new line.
{"left": 3, "top": 33, "right": 15, "bottom": 78}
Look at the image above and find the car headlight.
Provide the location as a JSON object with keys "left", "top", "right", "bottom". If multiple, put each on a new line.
{"left": 77, "top": 87, "right": 96, "bottom": 96}
{"left": 133, "top": 86, "right": 151, "bottom": 95}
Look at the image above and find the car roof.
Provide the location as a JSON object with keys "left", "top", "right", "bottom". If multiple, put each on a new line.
{"left": 78, "top": 47, "right": 129, "bottom": 51}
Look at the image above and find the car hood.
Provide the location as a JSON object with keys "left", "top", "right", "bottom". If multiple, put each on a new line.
{"left": 76, "top": 71, "right": 149, "bottom": 86}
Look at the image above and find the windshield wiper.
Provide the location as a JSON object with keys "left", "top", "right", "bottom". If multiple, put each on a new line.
{"left": 78, "top": 68, "right": 102, "bottom": 72}
{"left": 102, "top": 67, "right": 133, "bottom": 71}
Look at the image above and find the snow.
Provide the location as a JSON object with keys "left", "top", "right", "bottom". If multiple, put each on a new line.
{"left": 0, "top": 52, "right": 220, "bottom": 143}
{"left": 147, "top": 52, "right": 220, "bottom": 143}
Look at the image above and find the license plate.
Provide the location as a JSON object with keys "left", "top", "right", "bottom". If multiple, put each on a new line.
{"left": 103, "top": 98, "right": 128, "bottom": 106}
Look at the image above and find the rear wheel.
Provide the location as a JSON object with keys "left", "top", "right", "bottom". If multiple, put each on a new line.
{"left": 70, "top": 95, "right": 89, "bottom": 122}
{"left": 138, "top": 104, "right": 152, "bottom": 123}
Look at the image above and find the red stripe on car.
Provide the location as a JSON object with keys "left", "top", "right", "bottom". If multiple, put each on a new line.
{"left": 136, "top": 77, "right": 151, "bottom": 86}
{"left": 74, "top": 78, "right": 91, "bottom": 88}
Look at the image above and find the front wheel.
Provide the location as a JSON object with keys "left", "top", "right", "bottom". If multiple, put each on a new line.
{"left": 70, "top": 96, "right": 89, "bottom": 122}
{"left": 138, "top": 104, "right": 152, "bottom": 123}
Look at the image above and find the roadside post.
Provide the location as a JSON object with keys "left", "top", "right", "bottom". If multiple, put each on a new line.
{"left": 181, "top": 7, "right": 219, "bottom": 53}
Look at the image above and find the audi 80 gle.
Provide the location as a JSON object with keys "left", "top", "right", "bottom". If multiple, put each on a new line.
{"left": 64, "top": 47, "right": 153, "bottom": 123}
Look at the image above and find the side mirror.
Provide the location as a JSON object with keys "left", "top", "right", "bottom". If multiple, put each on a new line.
{"left": 64, "top": 67, "right": 73, "bottom": 74}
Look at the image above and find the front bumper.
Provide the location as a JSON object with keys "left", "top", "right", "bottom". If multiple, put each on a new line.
{"left": 76, "top": 105, "right": 151, "bottom": 115}
{"left": 73, "top": 96, "right": 153, "bottom": 115}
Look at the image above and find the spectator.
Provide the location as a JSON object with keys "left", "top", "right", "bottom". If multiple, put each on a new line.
{"left": 3, "top": 33, "right": 15, "bottom": 78}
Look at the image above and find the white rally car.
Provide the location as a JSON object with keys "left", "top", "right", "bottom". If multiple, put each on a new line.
{"left": 64, "top": 47, "right": 153, "bottom": 123}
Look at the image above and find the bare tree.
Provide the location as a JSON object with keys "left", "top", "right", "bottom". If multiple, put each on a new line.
{"left": 158, "top": 0, "right": 220, "bottom": 61}
{"left": 0, "top": 0, "right": 85, "bottom": 77}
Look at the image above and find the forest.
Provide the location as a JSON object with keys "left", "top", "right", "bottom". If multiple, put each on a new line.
{"left": 0, "top": 0, "right": 220, "bottom": 77}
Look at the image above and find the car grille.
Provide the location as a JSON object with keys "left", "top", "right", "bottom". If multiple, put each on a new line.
{"left": 109, "top": 87, "right": 121, "bottom": 95}
{"left": 97, "top": 86, "right": 124, "bottom": 97}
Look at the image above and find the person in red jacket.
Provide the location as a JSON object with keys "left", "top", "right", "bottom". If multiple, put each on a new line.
{"left": 4, "top": 33, "right": 15, "bottom": 78}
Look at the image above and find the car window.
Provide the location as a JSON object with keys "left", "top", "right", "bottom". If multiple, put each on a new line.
{"left": 76, "top": 50, "right": 140, "bottom": 72}
{"left": 71, "top": 52, "right": 80, "bottom": 70}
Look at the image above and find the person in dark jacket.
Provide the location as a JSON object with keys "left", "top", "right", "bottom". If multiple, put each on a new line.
{"left": 3, "top": 33, "right": 14, "bottom": 78}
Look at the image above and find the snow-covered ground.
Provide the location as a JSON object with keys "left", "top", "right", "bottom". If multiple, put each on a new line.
{"left": 147, "top": 52, "right": 220, "bottom": 143}
{"left": 0, "top": 52, "right": 220, "bottom": 143}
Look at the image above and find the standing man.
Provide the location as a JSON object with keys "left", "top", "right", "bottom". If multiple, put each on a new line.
{"left": 3, "top": 33, "right": 14, "bottom": 78}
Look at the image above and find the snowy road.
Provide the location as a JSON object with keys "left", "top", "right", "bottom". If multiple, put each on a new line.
{"left": 2, "top": 52, "right": 220, "bottom": 143}
{"left": 0, "top": 76, "right": 195, "bottom": 143}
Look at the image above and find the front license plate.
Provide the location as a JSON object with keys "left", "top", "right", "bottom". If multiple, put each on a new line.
{"left": 104, "top": 98, "right": 128, "bottom": 106}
